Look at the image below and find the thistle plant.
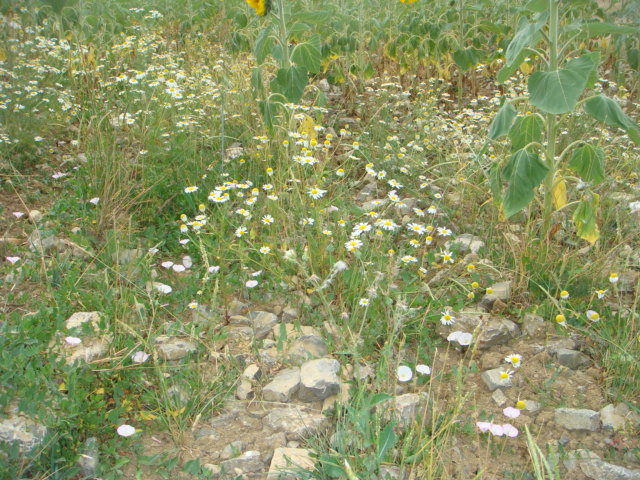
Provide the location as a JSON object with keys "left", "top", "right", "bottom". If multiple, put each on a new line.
{"left": 484, "top": 0, "right": 639, "bottom": 252}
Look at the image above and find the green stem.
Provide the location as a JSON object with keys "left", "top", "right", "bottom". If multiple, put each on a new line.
{"left": 541, "top": 0, "right": 559, "bottom": 243}
{"left": 276, "top": 0, "right": 290, "bottom": 69}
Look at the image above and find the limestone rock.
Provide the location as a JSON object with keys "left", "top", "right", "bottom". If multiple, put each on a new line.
{"left": 77, "top": 437, "right": 99, "bottom": 478}
{"left": 479, "top": 281, "right": 512, "bottom": 311}
{"left": 600, "top": 403, "right": 640, "bottom": 431}
{"left": 522, "top": 313, "right": 545, "bottom": 337}
{"left": 114, "top": 248, "right": 144, "bottom": 265}
{"left": 267, "top": 447, "right": 314, "bottom": 480}
{"left": 220, "top": 450, "right": 264, "bottom": 474}
{"left": 287, "top": 335, "right": 329, "bottom": 364}
{"left": 220, "top": 440, "right": 247, "bottom": 460}
{"left": 0, "top": 408, "right": 47, "bottom": 453}
{"left": 155, "top": 336, "right": 196, "bottom": 361}
{"left": 64, "top": 335, "right": 112, "bottom": 365}
{"left": 191, "top": 305, "right": 218, "bottom": 324}
{"left": 250, "top": 311, "right": 279, "bottom": 339}
{"left": 264, "top": 407, "right": 330, "bottom": 441}
{"left": 553, "top": 348, "right": 591, "bottom": 369}
{"left": 491, "top": 389, "right": 507, "bottom": 406}
{"left": 263, "top": 368, "right": 301, "bottom": 403}
{"left": 446, "top": 233, "right": 485, "bottom": 254}
{"left": 236, "top": 379, "right": 254, "bottom": 400}
{"left": 481, "top": 368, "right": 512, "bottom": 391}
{"left": 243, "top": 364, "right": 262, "bottom": 381}
{"left": 65, "top": 311, "right": 102, "bottom": 331}
{"left": 565, "top": 449, "right": 640, "bottom": 480}
{"left": 281, "top": 306, "right": 300, "bottom": 322}
{"left": 383, "top": 393, "right": 429, "bottom": 428}
{"left": 229, "top": 315, "right": 251, "bottom": 326}
{"left": 298, "top": 358, "right": 341, "bottom": 402}
{"left": 439, "top": 311, "right": 520, "bottom": 349}
{"left": 555, "top": 408, "right": 600, "bottom": 431}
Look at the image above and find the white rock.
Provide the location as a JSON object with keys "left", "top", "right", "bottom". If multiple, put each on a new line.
{"left": 298, "top": 358, "right": 340, "bottom": 402}
{"left": 555, "top": 408, "right": 600, "bottom": 431}
{"left": 267, "top": 447, "right": 314, "bottom": 480}
{"left": 263, "top": 368, "right": 301, "bottom": 403}
{"left": 264, "top": 407, "right": 330, "bottom": 441}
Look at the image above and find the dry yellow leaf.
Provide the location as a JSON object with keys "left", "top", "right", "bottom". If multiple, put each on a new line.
{"left": 0, "top": 48, "right": 5, "bottom": 61}
{"left": 520, "top": 62, "right": 532, "bottom": 75}
{"left": 552, "top": 178, "right": 567, "bottom": 210}
{"left": 139, "top": 411, "right": 158, "bottom": 421}
{"left": 298, "top": 115, "right": 317, "bottom": 143}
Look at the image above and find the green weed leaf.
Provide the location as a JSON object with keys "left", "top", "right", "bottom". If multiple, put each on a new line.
{"left": 377, "top": 422, "right": 398, "bottom": 462}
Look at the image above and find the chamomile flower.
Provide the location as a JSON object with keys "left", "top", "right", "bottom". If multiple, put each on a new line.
{"left": 515, "top": 400, "right": 526, "bottom": 410}
{"left": 188, "top": 301, "right": 198, "bottom": 309}
{"left": 308, "top": 186, "right": 327, "bottom": 199}
{"left": 401, "top": 255, "right": 418, "bottom": 264}
{"left": 500, "top": 369, "right": 514, "bottom": 382}
{"left": 262, "top": 215, "right": 274, "bottom": 225}
{"left": 595, "top": 289, "right": 607, "bottom": 299}
{"left": 359, "top": 298, "right": 370, "bottom": 306}
{"left": 609, "top": 273, "right": 619, "bottom": 284}
{"left": 345, "top": 239, "right": 363, "bottom": 251}
{"left": 184, "top": 185, "right": 198, "bottom": 193}
{"left": 259, "top": 246, "right": 271, "bottom": 254}
{"left": 437, "top": 226, "right": 452, "bottom": 236}
{"left": 466, "top": 264, "right": 475, "bottom": 273}
{"left": 407, "top": 223, "right": 426, "bottom": 235}
{"left": 352, "top": 223, "right": 372, "bottom": 236}
{"left": 586, "top": 310, "right": 600, "bottom": 322}
{"left": 505, "top": 354, "right": 522, "bottom": 368}
{"left": 555, "top": 314, "right": 567, "bottom": 327}
{"left": 235, "top": 227, "right": 247, "bottom": 238}
{"left": 560, "top": 290, "right": 570, "bottom": 300}
{"left": 440, "top": 309, "right": 455, "bottom": 325}
{"left": 440, "top": 250, "right": 454, "bottom": 264}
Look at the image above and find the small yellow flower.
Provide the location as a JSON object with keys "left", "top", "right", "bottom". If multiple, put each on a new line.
{"left": 555, "top": 314, "right": 566, "bottom": 327}
{"left": 515, "top": 400, "right": 526, "bottom": 410}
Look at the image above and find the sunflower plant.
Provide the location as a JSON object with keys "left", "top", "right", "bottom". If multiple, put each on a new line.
{"left": 246, "top": 0, "right": 326, "bottom": 129}
{"left": 484, "top": 0, "right": 639, "bottom": 253}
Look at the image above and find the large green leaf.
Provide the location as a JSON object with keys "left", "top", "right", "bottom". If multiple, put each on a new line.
{"left": 573, "top": 193, "right": 600, "bottom": 245}
{"left": 509, "top": 114, "right": 544, "bottom": 151}
{"left": 453, "top": 47, "right": 483, "bottom": 71}
{"left": 254, "top": 26, "right": 273, "bottom": 64}
{"left": 580, "top": 23, "right": 637, "bottom": 36}
{"left": 528, "top": 54, "right": 595, "bottom": 114}
{"left": 568, "top": 144, "right": 605, "bottom": 184}
{"left": 270, "top": 65, "right": 308, "bottom": 103}
{"left": 497, "top": 48, "right": 528, "bottom": 83}
{"left": 489, "top": 162, "right": 503, "bottom": 205}
{"left": 488, "top": 101, "right": 517, "bottom": 139}
{"left": 502, "top": 149, "right": 549, "bottom": 218}
{"left": 295, "top": 10, "right": 334, "bottom": 24}
{"left": 505, "top": 15, "right": 546, "bottom": 67}
{"left": 291, "top": 34, "right": 322, "bottom": 74}
{"left": 584, "top": 94, "right": 640, "bottom": 145}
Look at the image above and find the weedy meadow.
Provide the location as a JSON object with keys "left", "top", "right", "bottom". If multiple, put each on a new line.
{"left": 0, "top": 0, "right": 639, "bottom": 479}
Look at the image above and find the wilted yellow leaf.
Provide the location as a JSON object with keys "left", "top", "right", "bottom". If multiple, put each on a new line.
{"left": 0, "top": 48, "right": 5, "bottom": 61}
{"left": 298, "top": 115, "right": 317, "bottom": 143}
{"left": 169, "top": 407, "right": 185, "bottom": 418}
{"left": 58, "top": 382, "right": 66, "bottom": 391}
{"left": 552, "top": 178, "right": 567, "bottom": 210}
{"left": 139, "top": 411, "right": 158, "bottom": 421}
{"left": 520, "top": 62, "right": 532, "bottom": 75}
{"left": 94, "top": 387, "right": 105, "bottom": 395}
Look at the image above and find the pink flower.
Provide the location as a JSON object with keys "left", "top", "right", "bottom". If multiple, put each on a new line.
{"left": 6, "top": 257, "right": 20, "bottom": 264}
{"left": 490, "top": 424, "right": 504, "bottom": 436}
{"left": 503, "top": 407, "right": 521, "bottom": 419}
{"left": 502, "top": 424, "right": 519, "bottom": 437}
{"left": 65, "top": 336, "right": 82, "bottom": 346}
{"left": 13, "top": 212, "right": 25, "bottom": 218}
{"left": 476, "top": 421, "right": 492, "bottom": 432}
